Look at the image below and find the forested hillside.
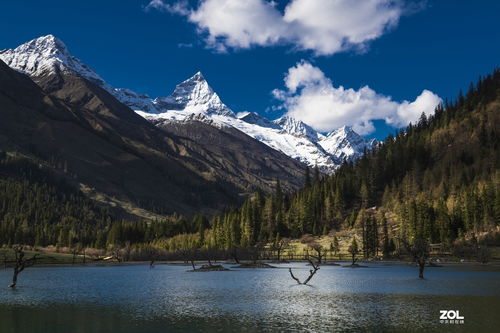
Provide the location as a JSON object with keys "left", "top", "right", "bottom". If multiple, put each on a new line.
{"left": 168, "top": 68, "right": 500, "bottom": 254}
{"left": 1, "top": 69, "right": 499, "bottom": 253}
{"left": 0, "top": 154, "right": 112, "bottom": 246}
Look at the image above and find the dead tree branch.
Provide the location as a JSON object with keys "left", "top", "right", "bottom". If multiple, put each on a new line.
{"left": 288, "top": 256, "right": 320, "bottom": 285}
{"left": 288, "top": 268, "right": 302, "bottom": 284}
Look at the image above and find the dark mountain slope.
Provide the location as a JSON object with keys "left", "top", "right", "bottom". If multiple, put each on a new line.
{"left": 154, "top": 115, "right": 305, "bottom": 192}
{"left": 0, "top": 60, "right": 238, "bottom": 215}
{"left": 0, "top": 59, "right": 305, "bottom": 216}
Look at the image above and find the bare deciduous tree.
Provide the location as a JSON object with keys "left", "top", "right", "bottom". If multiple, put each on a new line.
{"left": 288, "top": 255, "right": 320, "bottom": 285}
{"left": 272, "top": 238, "right": 290, "bottom": 262}
{"left": 229, "top": 245, "right": 240, "bottom": 264}
{"left": 308, "top": 242, "right": 325, "bottom": 264}
{"left": 403, "top": 237, "right": 430, "bottom": 279}
{"left": 123, "top": 241, "right": 132, "bottom": 262}
{"left": 9, "top": 246, "right": 38, "bottom": 288}
{"left": 71, "top": 247, "right": 78, "bottom": 265}
{"left": 249, "top": 242, "right": 265, "bottom": 264}
{"left": 111, "top": 247, "right": 122, "bottom": 262}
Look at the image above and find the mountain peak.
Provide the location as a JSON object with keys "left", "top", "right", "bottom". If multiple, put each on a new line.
{"left": 0, "top": 34, "right": 104, "bottom": 84}
{"left": 320, "top": 126, "right": 376, "bottom": 163}
{"left": 191, "top": 71, "right": 205, "bottom": 80}
{"left": 175, "top": 71, "right": 213, "bottom": 97}
{"left": 328, "top": 125, "right": 354, "bottom": 137}
{"left": 16, "top": 35, "right": 69, "bottom": 56}
{"left": 154, "top": 72, "right": 234, "bottom": 117}
{"left": 274, "top": 115, "right": 322, "bottom": 142}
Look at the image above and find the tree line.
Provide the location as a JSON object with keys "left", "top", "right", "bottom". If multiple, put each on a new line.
{"left": 0, "top": 69, "right": 499, "bottom": 257}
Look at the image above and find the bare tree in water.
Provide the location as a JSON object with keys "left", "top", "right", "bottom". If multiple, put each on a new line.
{"left": 272, "top": 238, "right": 290, "bottom": 262}
{"left": 403, "top": 237, "right": 430, "bottom": 279}
{"left": 288, "top": 254, "right": 320, "bottom": 285}
{"left": 9, "top": 246, "right": 38, "bottom": 288}
{"left": 249, "top": 242, "right": 265, "bottom": 264}
{"left": 308, "top": 242, "right": 325, "bottom": 264}
{"left": 348, "top": 237, "right": 359, "bottom": 265}
{"left": 229, "top": 245, "right": 240, "bottom": 264}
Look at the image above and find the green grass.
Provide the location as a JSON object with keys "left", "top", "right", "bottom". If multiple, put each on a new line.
{"left": 0, "top": 248, "right": 88, "bottom": 266}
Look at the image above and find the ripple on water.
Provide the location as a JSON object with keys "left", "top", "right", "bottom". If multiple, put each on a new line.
{"left": 1, "top": 262, "right": 499, "bottom": 332}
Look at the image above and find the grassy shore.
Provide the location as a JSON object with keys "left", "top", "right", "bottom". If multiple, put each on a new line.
{"left": 1, "top": 232, "right": 499, "bottom": 268}
{"left": 0, "top": 249, "right": 499, "bottom": 269}
{"left": 0, "top": 248, "right": 96, "bottom": 266}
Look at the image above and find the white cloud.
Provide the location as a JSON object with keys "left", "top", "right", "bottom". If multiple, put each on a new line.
{"left": 273, "top": 61, "right": 441, "bottom": 135}
{"left": 147, "top": 0, "right": 410, "bottom": 55}
{"left": 145, "top": 0, "right": 190, "bottom": 15}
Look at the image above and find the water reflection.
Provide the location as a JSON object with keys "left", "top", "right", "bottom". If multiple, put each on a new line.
{"left": 1, "top": 262, "right": 499, "bottom": 332}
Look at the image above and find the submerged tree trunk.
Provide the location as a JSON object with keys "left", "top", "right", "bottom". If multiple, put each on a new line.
{"left": 403, "top": 238, "right": 430, "bottom": 279}
{"left": 10, "top": 268, "right": 20, "bottom": 288}
{"left": 9, "top": 247, "right": 38, "bottom": 288}
{"left": 231, "top": 247, "right": 240, "bottom": 264}
{"left": 418, "top": 260, "right": 425, "bottom": 279}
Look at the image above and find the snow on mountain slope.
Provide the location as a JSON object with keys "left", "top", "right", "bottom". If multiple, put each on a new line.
{"left": 153, "top": 72, "right": 234, "bottom": 117}
{"left": 135, "top": 75, "right": 376, "bottom": 172}
{"left": 0, "top": 35, "right": 101, "bottom": 82}
{"left": 135, "top": 73, "right": 377, "bottom": 172}
{"left": 319, "top": 126, "right": 379, "bottom": 163}
{"left": 138, "top": 110, "right": 337, "bottom": 171}
{"left": 0, "top": 35, "right": 161, "bottom": 113}
{"left": 239, "top": 112, "right": 280, "bottom": 129}
{"left": 274, "top": 116, "right": 325, "bottom": 142}
{"left": 1, "top": 35, "right": 377, "bottom": 173}
{"left": 214, "top": 115, "right": 336, "bottom": 170}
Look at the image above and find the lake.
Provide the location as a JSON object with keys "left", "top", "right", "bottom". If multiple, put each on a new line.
{"left": 1, "top": 262, "right": 499, "bottom": 332}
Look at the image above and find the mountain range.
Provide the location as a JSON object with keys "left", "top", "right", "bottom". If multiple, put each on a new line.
{"left": 0, "top": 35, "right": 377, "bottom": 174}
{"left": 0, "top": 35, "right": 313, "bottom": 217}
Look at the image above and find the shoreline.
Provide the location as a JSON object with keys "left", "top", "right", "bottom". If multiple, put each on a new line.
{"left": 6, "top": 258, "right": 499, "bottom": 269}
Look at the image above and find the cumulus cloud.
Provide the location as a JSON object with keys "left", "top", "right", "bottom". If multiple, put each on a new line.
{"left": 273, "top": 61, "right": 441, "bottom": 135}
{"left": 147, "top": 0, "right": 410, "bottom": 55}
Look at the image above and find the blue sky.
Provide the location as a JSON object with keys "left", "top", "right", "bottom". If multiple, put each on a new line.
{"left": 1, "top": 0, "right": 499, "bottom": 140}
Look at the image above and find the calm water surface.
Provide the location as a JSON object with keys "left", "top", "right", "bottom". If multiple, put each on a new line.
{"left": 1, "top": 262, "right": 499, "bottom": 332}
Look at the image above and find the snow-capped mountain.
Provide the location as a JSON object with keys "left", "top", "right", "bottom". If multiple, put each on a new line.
{"left": 0, "top": 34, "right": 103, "bottom": 84}
{"left": 134, "top": 74, "right": 377, "bottom": 172}
{"left": 153, "top": 72, "right": 234, "bottom": 117}
{"left": 0, "top": 35, "right": 377, "bottom": 173}
{"left": 0, "top": 34, "right": 160, "bottom": 113}
{"left": 274, "top": 116, "right": 325, "bottom": 142}
{"left": 239, "top": 112, "right": 280, "bottom": 129}
{"left": 320, "top": 126, "right": 378, "bottom": 163}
